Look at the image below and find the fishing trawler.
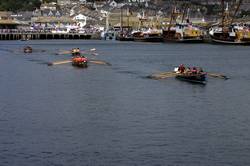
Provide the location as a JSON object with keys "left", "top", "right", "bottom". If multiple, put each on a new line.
{"left": 162, "top": 6, "right": 204, "bottom": 43}
{"left": 209, "top": 0, "right": 250, "bottom": 45}
{"left": 143, "top": 29, "right": 163, "bottom": 42}
{"left": 116, "top": 26, "right": 134, "bottom": 41}
{"left": 209, "top": 24, "right": 250, "bottom": 44}
{"left": 132, "top": 29, "right": 163, "bottom": 42}
{"left": 116, "top": 7, "right": 134, "bottom": 41}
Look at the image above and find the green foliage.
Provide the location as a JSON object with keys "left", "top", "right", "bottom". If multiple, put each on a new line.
{"left": 0, "top": 0, "right": 41, "bottom": 12}
{"left": 239, "top": 10, "right": 250, "bottom": 18}
{"left": 43, "top": 0, "right": 57, "bottom": 3}
{"left": 206, "top": 4, "right": 221, "bottom": 15}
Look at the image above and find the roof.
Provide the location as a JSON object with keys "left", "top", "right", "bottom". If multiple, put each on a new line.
{"left": 0, "top": 11, "right": 13, "bottom": 17}
{"left": 0, "top": 19, "right": 20, "bottom": 25}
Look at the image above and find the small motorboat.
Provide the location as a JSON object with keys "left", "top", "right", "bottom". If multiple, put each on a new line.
{"left": 23, "top": 46, "right": 32, "bottom": 53}
{"left": 175, "top": 66, "right": 207, "bottom": 84}
{"left": 72, "top": 55, "right": 88, "bottom": 68}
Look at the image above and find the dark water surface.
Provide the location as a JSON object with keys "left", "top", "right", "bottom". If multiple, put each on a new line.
{"left": 0, "top": 40, "right": 250, "bottom": 166}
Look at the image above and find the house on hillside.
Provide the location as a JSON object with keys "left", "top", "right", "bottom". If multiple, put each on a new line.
{"left": 57, "top": 0, "right": 71, "bottom": 6}
{"left": 0, "top": 12, "right": 13, "bottom": 20}
{"left": 40, "top": 3, "right": 57, "bottom": 11}
{"left": 40, "top": 9, "right": 61, "bottom": 17}
{"left": 73, "top": 14, "right": 87, "bottom": 27}
{"left": 0, "top": 12, "right": 21, "bottom": 29}
{"left": 109, "top": 0, "right": 118, "bottom": 8}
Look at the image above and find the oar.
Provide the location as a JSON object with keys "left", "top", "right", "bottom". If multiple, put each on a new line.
{"left": 90, "top": 48, "right": 96, "bottom": 51}
{"left": 147, "top": 71, "right": 177, "bottom": 79}
{"left": 207, "top": 73, "right": 229, "bottom": 80}
{"left": 89, "top": 60, "right": 111, "bottom": 66}
{"left": 48, "top": 59, "right": 111, "bottom": 66}
{"left": 56, "top": 51, "right": 71, "bottom": 55}
{"left": 47, "top": 60, "right": 72, "bottom": 66}
{"left": 56, "top": 48, "right": 97, "bottom": 55}
{"left": 80, "top": 48, "right": 98, "bottom": 55}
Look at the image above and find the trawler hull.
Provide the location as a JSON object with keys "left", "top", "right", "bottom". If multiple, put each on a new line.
{"left": 210, "top": 34, "right": 250, "bottom": 45}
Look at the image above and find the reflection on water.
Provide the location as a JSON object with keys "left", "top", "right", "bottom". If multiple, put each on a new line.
{"left": 0, "top": 40, "right": 250, "bottom": 166}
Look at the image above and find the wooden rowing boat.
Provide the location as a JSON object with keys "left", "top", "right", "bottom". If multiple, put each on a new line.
{"left": 175, "top": 72, "right": 207, "bottom": 84}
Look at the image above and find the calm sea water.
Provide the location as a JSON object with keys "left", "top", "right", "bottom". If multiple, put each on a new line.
{"left": 0, "top": 40, "right": 250, "bottom": 166}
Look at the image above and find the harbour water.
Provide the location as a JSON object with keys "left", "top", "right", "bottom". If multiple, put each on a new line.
{"left": 0, "top": 40, "right": 250, "bottom": 166}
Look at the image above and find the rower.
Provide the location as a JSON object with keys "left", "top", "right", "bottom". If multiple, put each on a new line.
{"left": 72, "top": 48, "right": 80, "bottom": 56}
{"left": 178, "top": 64, "right": 185, "bottom": 73}
{"left": 76, "top": 48, "right": 81, "bottom": 56}
{"left": 191, "top": 67, "right": 197, "bottom": 74}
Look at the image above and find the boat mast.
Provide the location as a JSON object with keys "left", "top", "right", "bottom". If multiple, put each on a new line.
{"left": 181, "top": 3, "right": 189, "bottom": 23}
{"left": 221, "top": 0, "right": 225, "bottom": 28}
{"left": 120, "top": 7, "right": 123, "bottom": 34}
{"left": 168, "top": 7, "right": 175, "bottom": 32}
{"left": 230, "top": 0, "right": 243, "bottom": 25}
{"left": 106, "top": 12, "right": 109, "bottom": 32}
{"left": 127, "top": 7, "right": 130, "bottom": 28}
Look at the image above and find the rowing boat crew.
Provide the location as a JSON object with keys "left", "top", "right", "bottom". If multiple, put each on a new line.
{"left": 71, "top": 48, "right": 88, "bottom": 68}
{"left": 176, "top": 64, "right": 204, "bottom": 74}
{"left": 71, "top": 48, "right": 80, "bottom": 56}
{"left": 175, "top": 64, "right": 207, "bottom": 84}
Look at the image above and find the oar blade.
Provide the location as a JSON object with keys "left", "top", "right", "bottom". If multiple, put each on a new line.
{"left": 207, "top": 73, "right": 229, "bottom": 80}
{"left": 47, "top": 60, "right": 72, "bottom": 66}
{"left": 147, "top": 71, "right": 177, "bottom": 79}
{"left": 56, "top": 51, "right": 71, "bottom": 55}
{"left": 89, "top": 60, "right": 111, "bottom": 66}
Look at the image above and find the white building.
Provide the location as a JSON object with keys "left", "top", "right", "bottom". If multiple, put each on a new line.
{"left": 109, "top": 0, "right": 118, "bottom": 8}
{"left": 73, "top": 14, "right": 87, "bottom": 27}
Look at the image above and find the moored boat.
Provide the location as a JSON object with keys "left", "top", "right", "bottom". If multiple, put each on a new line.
{"left": 209, "top": 24, "right": 250, "bottom": 45}
{"left": 209, "top": 0, "right": 250, "bottom": 45}
{"left": 143, "top": 29, "right": 163, "bottom": 42}
{"left": 132, "top": 31, "right": 146, "bottom": 42}
{"left": 116, "top": 32, "right": 134, "bottom": 41}
{"left": 163, "top": 24, "right": 204, "bottom": 43}
{"left": 132, "top": 29, "right": 163, "bottom": 42}
{"left": 162, "top": 5, "right": 204, "bottom": 43}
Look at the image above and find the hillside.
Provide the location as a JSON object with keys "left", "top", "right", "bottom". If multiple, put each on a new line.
{"left": 0, "top": 0, "right": 41, "bottom": 12}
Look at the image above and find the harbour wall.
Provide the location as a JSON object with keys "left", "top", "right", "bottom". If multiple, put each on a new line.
{"left": 0, "top": 32, "right": 101, "bottom": 40}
